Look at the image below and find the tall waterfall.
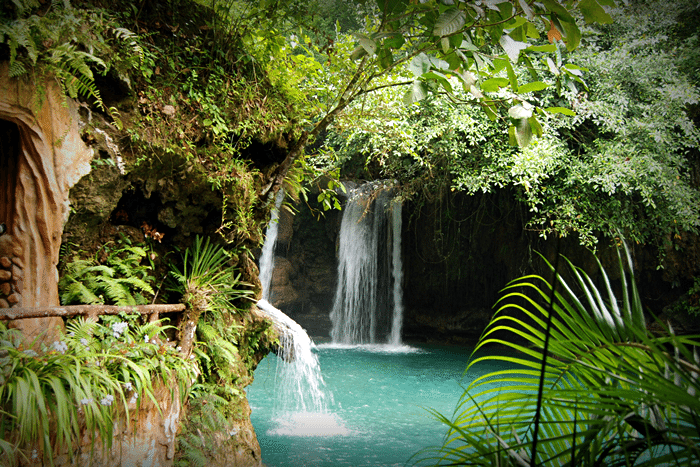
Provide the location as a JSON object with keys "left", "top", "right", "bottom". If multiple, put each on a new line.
{"left": 256, "top": 190, "right": 333, "bottom": 420}
{"left": 330, "top": 185, "right": 405, "bottom": 345}
{"left": 259, "top": 189, "right": 285, "bottom": 301}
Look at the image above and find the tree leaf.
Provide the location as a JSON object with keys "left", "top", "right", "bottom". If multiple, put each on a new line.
{"left": 402, "top": 80, "right": 429, "bottom": 106}
{"left": 517, "top": 81, "right": 549, "bottom": 94}
{"left": 540, "top": 0, "right": 575, "bottom": 23}
{"left": 543, "top": 106, "right": 576, "bottom": 116}
{"left": 434, "top": 8, "right": 466, "bottom": 37}
{"left": 350, "top": 45, "right": 367, "bottom": 61}
{"left": 526, "top": 44, "right": 557, "bottom": 53}
{"left": 514, "top": 118, "right": 533, "bottom": 146}
{"left": 508, "top": 104, "right": 533, "bottom": 120}
{"left": 518, "top": 0, "right": 535, "bottom": 20}
{"left": 499, "top": 34, "right": 528, "bottom": 62}
{"left": 409, "top": 53, "right": 431, "bottom": 77}
{"left": 481, "top": 77, "right": 509, "bottom": 92}
{"left": 579, "top": 0, "right": 614, "bottom": 24}
{"left": 376, "top": 0, "right": 408, "bottom": 16}
{"left": 505, "top": 60, "right": 518, "bottom": 92}
{"left": 528, "top": 115, "right": 543, "bottom": 138}
{"left": 355, "top": 33, "right": 377, "bottom": 55}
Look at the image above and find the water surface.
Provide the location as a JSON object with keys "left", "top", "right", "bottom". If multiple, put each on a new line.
{"left": 247, "top": 342, "right": 495, "bottom": 467}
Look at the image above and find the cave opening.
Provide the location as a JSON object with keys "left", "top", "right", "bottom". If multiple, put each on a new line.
{"left": 0, "top": 118, "right": 19, "bottom": 237}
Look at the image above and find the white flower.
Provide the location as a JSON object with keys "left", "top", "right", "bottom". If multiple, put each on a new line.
{"left": 100, "top": 395, "right": 114, "bottom": 406}
{"left": 22, "top": 349, "right": 38, "bottom": 357}
{"left": 123, "top": 382, "right": 133, "bottom": 391}
{"left": 129, "top": 393, "right": 139, "bottom": 404}
{"left": 80, "top": 338, "right": 89, "bottom": 347}
{"left": 80, "top": 398, "right": 93, "bottom": 405}
{"left": 52, "top": 341, "right": 68, "bottom": 354}
{"left": 111, "top": 321, "right": 129, "bottom": 338}
{"left": 144, "top": 335, "right": 149, "bottom": 343}
{"left": 68, "top": 332, "right": 75, "bottom": 337}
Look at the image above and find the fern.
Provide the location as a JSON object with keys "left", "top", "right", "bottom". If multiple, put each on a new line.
{"left": 47, "top": 43, "right": 107, "bottom": 109}
{"left": 113, "top": 27, "right": 145, "bottom": 65}
{"left": 58, "top": 242, "right": 155, "bottom": 306}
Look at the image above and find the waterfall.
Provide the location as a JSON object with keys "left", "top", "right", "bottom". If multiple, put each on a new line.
{"left": 259, "top": 189, "right": 285, "bottom": 300}
{"left": 389, "top": 199, "right": 404, "bottom": 346}
{"left": 256, "top": 299, "right": 331, "bottom": 414}
{"left": 256, "top": 190, "right": 334, "bottom": 424}
{"left": 330, "top": 184, "right": 405, "bottom": 345}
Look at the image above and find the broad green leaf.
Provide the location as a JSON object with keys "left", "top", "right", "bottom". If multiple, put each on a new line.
{"left": 481, "top": 77, "right": 509, "bottom": 92}
{"left": 527, "top": 44, "right": 557, "bottom": 53}
{"left": 559, "top": 17, "right": 581, "bottom": 51}
{"left": 563, "top": 63, "right": 588, "bottom": 75}
{"left": 541, "top": 0, "right": 575, "bottom": 23}
{"left": 508, "top": 104, "right": 533, "bottom": 119}
{"left": 409, "top": 53, "right": 431, "bottom": 77}
{"left": 517, "top": 81, "right": 549, "bottom": 93}
{"left": 376, "top": 0, "right": 408, "bottom": 16}
{"left": 434, "top": 8, "right": 466, "bottom": 37}
{"left": 384, "top": 34, "right": 405, "bottom": 49}
{"left": 423, "top": 71, "right": 453, "bottom": 93}
{"left": 579, "top": 0, "right": 614, "bottom": 24}
{"left": 378, "top": 47, "right": 393, "bottom": 69}
{"left": 441, "top": 36, "right": 450, "bottom": 53}
{"left": 499, "top": 34, "right": 528, "bottom": 62}
{"left": 350, "top": 45, "right": 367, "bottom": 61}
{"left": 355, "top": 34, "right": 377, "bottom": 55}
{"left": 528, "top": 115, "right": 543, "bottom": 138}
{"left": 505, "top": 60, "right": 518, "bottom": 91}
{"left": 402, "top": 80, "right": 429, "bottom": 106}
{"left": 518, "top": 0, "right": 535, "bottom": 20}
{"left": 543, "top": 106, "right": 576, "bottom": 116}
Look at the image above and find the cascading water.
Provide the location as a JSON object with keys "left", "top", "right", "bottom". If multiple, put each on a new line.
{"left": 330, "top": 184, "right": 405, "bottom": 345}
{"left": 256, "top": 299, "right": 331, "bottom": 414}
{"left": 255, "top": 191, "right": 342, "bottom": 435}
{"left": 258, "top": 189, "right": 284, "bottom": 301}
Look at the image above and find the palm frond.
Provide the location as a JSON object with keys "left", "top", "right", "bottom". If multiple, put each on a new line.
{"left": 417, "top": 245, "right": 700, "bottom": 467}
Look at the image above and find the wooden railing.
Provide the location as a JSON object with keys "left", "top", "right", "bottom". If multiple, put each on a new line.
{"left": 0, "top": 304, "right": 185, "bottom": 322}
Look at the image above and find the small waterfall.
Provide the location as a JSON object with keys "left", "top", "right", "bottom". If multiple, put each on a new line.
{"left": 256, "top": 299, "right": 331, "bottom": 414}
{"left": 259, "top": 189, "right": 285, "bottom": 300}
{"left": 330, "top": 184, "right": 405, "bottom": 345}
{"left": 256, "top": 190, "right": 335, "bottom": 427}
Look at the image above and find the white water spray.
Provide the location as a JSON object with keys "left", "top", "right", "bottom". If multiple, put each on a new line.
{"left": 330, "top": 184, "right": 405, "bottom": 345}
{"left": 256, "top": 299, "right": 331, "bottom": 414}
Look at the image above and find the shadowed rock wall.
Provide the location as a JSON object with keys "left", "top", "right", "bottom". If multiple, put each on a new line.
{"left": 267, "top": 187, "right": 700, "bottom": 343}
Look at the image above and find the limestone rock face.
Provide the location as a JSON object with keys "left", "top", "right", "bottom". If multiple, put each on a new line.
{"left": 0, "top": 63, "right": 93, "bottom": 345}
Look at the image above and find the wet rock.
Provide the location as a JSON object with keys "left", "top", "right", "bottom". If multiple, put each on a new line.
{"left": 6, "top": 293, "right": 19, "bottom": 304}
{"left": 0, "top": 298, "right": 8, "bottom": 308}
{"left": 0, "top": 270, "right": 10, "bottom": 281}
{"left": 0, "top": 256, "right": 10, "bottom": 268}
{"left": 0, "top": 282, "right": 10, "bottom": 296}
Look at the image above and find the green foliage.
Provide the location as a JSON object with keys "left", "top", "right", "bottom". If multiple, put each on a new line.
{"left": 59, "top": 237, "right": 155, "bottom": 306}
{"left": 0, "top": 317, "right": 194, "bottom": 466}
{"left": 315, "top": 0, "right": 700, "bottom": 260}
{"left": 416, "top": 247, "right": 700, "bottom": 466}
{"left": 168, "top": 235, "right": 275, "bottom": 464}
{"left": 169, "top": 235, "right": 253, "bottom": 313}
